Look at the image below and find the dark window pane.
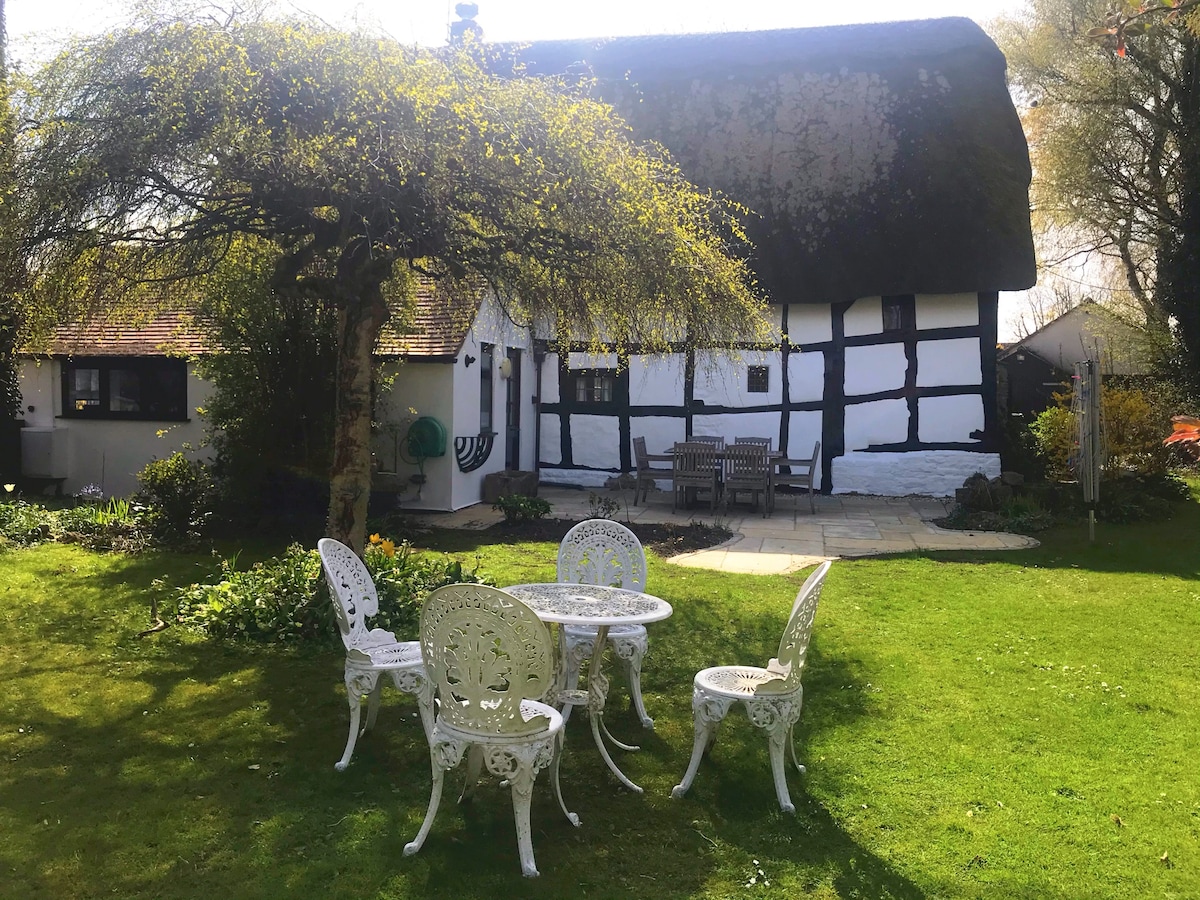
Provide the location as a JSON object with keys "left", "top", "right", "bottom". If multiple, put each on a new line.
{"left": 69, "top": 368, "right": 101, "bottom": 411}
{"left": 747, "top": 365, "right": 769, "bottom": 393}
{"left": 109, "top": 369, "right": 142, "bottom": 412}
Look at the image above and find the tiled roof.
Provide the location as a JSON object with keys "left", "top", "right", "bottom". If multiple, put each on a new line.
{"left": 26, "top": 284, "right": 481, "bottom": 361}
{"left": 38, "top": 311, "right": 210, "bottom": 358}
{"left": 376, "top": 280, "right": 482, "bottom": 359}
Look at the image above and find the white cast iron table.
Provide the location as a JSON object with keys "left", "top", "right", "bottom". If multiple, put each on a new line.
{"left": 504, "top": 582, "right": 672, "bottom": 795}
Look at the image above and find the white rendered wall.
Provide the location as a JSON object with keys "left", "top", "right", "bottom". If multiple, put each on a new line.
{"left": 786, "top": 409, "right": 824, "bottom": 490}
{"left": 16, "top": 358, "right": 214, "bottom": 498}
{"left": 844, "top": 343, "right": 906, "bottom": 395}
{"left": 568, "top": 414, "right": 621, "bottom": 469}
{"left": 915, "top": 293, "right": 978, "bottom": 329}
{"left": 832, "top": 450, "right": 1000, "bottom": 496}
{"left": 693, "top": 350, "right": 782, "bottom": 407}
{"left": 629, "top": 355, "right": 686, "bottom": 406}
{"left": 844, "top": 399, "right": 909, "bottom": 450}
{"left": 540, "top": 414, "right": 562, "bottom": 466}
{"left": 916, "top": 338, "right": 981, "bottom": 386}
{"left": 374, "top": 361, "right": 457, "bottom": 511}
{"left": 691, "top": 412, "right": 780, "bottom": 443}
{"left": 844, "top": 297, "right": 883, "bottom": 336}
{"left": 918, "top": 395, "right": 985, "bottom": 444}
{"left": 630, "top": 415, "right": 686, "bottom": 456}
{"left": 787, "top": 350, "right": 825, "bottom": 402}
{"left": 787, "top": 304, "right": 833, "bottom": 344}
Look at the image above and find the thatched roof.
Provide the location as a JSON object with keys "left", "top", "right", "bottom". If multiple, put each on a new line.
{"left": 510, "top": 17, "right": 1036, "bottom": 305}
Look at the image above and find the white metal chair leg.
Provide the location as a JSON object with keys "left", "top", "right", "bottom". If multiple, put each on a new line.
{"left": 404, "top": 755, "right": 449, "bottom": 858}
{"left": 671, "top": 694, "right": 730, "bottom": 799}
{"left": 336, "top": 670, "right": 377, "bottom": 771}
{"left": 549, "top": 731, "right": 581, "bottom": 827}
{"left": 611, "top": 633, "right": 653, "bottom": 729}
{"left": 459, "top": 745, "right": 484, "bottom": 803}
{"left": 364, "top": 678, "right": 384, "bottom": 731}
{"left": 598, "top": 717, "right": 639, "bottom": 752}
{"left": 508, "top": 760, "right": 541, "bottom": 877}
{"left": 767, "top": 724, "right": 795, "bottom": 813}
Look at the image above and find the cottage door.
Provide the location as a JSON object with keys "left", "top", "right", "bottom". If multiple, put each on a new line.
{"left": 504, "top": 348, "right": 522, "bottom": 469}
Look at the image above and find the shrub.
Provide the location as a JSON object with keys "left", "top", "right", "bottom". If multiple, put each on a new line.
{"left": 0, "top": 497, "right": 54, "bottom": 547}
{"left": 493, "top": 494, "right": 551, "bottom": 524}
{"left": 1030, "top": 405, "right": 1076, "bottom": 481}
{"left": 135, "top": 452, "right": 215, "bottom": 543}
{"left": 175, "top": 537, "right": 492, "bottom": 643}
{"left": 175, "top": 544, "right": 330, "bottom": 642}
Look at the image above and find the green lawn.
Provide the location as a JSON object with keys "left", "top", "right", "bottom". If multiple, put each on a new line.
{"left": 1, "top": 501, "right": 1198, "bottom": 899}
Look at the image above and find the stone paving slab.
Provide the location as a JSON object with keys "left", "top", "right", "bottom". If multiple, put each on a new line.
{"left": 406, "top": 485, "right": 1038, "bottom": 575}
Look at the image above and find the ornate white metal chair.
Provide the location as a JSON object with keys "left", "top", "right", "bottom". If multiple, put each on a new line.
{"left": 318, "top": 538, "right": 435, "bottom": 771}
{"left": 558, "top": 519, "right": 655, "bottom": 728}
{"left": 672, "top": 560, "right": 831, "bottom": 812}
{"left": 404, "top": 584, "right": 568, "bottom": 878}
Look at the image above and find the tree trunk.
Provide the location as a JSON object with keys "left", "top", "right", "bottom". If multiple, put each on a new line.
{"left": 325, "top": 286, "right": 388, "bottom": 551}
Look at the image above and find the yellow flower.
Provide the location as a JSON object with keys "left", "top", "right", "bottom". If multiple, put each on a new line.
{"left": 380, "top": 539, "right": 396, "bottom": 558}
{"left": 368, "top": 533, "right": 382, "bottom": 545}
{"left": 3, "top": 484, "right": 14, "bottom": 493}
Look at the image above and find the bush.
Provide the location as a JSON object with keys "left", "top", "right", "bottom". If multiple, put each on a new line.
{"left": 174, "top": 536, "right": 492, "bottom": 643}
{"left": 1029, "top": 386, "right": 1174, "bottom": 482}
{"left": 135, "top": 452, "right": 215, "bottom": 543}
{"left": 1030, "top": 405, "right": 1076, "bottom": 481}
{"left": 0, "top": 496, "right": 54, "bottom": 547}
{"left": 493, "top": 494, "right": 551, "bottom": 524}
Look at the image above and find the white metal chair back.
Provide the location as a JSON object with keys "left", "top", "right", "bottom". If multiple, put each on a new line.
{"left": 318, "top": 537, "right": 382, "bottom": 652}
{"left": 557, "top": 519, "right": 647, "bottom": 592}
{"left": 763, "top": 560, "right": 831, "bottom": 693}
{"left": 420, "top": 584, "right": 554, "bottom": 737}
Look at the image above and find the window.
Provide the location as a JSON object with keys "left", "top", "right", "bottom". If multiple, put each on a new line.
{"left": 882, "top": 297, "right": 905, "bottom": 332}
{"left": 574, "top": 370, "right": 615, "bottom": 403}
{"left": 480, "top": 343, "right": 494, "bottom": 431}
{"left": 747, "top": 365, "right": 769, "bottom": 394}
{"left": 61, "top": 357, "right": 188, "bottom": 420}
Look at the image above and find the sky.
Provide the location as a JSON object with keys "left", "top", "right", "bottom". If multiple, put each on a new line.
{"left": 6, "top": 0, "right": 1033, "bottom": 338}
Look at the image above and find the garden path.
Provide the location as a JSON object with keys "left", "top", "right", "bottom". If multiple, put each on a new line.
{"left": 414, "top": 486, "right": 1038, "bottom": 575}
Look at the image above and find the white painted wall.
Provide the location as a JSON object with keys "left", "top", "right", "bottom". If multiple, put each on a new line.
{"left": 16, "top": 358, "right": 214, "bottom": 498}
{"left": 629, "top": 355, "right": 686, "bottom": 406}
{"left": 916, "top": 338, "right": 981, "bottom": 386}
{"left": 387, "top": 293, "right": 537, "bottom": 511}
{"left": 569, "top": 414, "right": 622, "bottom": 469}
{"left": 844, "top": 398, "right": 909, "bottom": 450}
{"left": 787, "top": 350, "right": 825, "bottom": 402}
{"left": 630, "top": 415, "right": 686, "bottom": 457}
{"left": 693, "top": 350, "right": 782, "bottom": 407}
{"left": 373, "top": 360, "right": 457, "bottom": 511}
{"left": 844, "top": 343, "right": 906, "bottom": 395}
{"left": 833, "top": 450, "right": 1000, "bottom": 496}
{"left": 691, "top": 412, "right": 779, "bottom": 443}
{"left": 844, "top": 297, "right": 883, "bottom": 336}
{"left": 918, "top": 395, "right": 984, "bottom": 443}
{"left": 915, "top": 293, "right": 978, "bottom": 329}
{"left": 787, "top": 304, "right": 833, "bottom": 344}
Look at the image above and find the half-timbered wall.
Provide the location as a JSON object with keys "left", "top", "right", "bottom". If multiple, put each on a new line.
{"left": 537, "top": 291, "right": 1001, "bottom": 496}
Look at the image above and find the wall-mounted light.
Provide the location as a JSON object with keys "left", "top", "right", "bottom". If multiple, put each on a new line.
{"left": 498, "top": 358, "right": 513, "bottom": 379}
{"left": 464, "top": 354, "right": 477, "bottom": 368}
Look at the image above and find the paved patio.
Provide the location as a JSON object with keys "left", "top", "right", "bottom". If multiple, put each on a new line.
{"left": 409, "top": 484, "right": 1039, "bottom": 575}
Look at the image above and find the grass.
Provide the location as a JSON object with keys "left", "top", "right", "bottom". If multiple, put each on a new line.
{"left": 2, "top": 499, "right": 1199, "bottom": 899}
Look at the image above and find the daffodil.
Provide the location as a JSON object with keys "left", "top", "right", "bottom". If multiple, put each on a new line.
{"left": 380, "top": 539, "right": 396, "bottom": 557}
{"left": 368, "top": 533, "right": 382, "bottom": 544}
